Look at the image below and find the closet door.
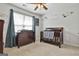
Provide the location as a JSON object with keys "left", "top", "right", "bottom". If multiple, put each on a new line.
{"left": 0, "top": 20, "right": 4, "bottom": 53}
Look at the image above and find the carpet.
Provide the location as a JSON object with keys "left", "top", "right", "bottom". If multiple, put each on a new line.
{"left": 4, "top": 42, "right": 79, "bottom": 56}
{"left": 0, "top": 53, "right": 8, "bottom": 56}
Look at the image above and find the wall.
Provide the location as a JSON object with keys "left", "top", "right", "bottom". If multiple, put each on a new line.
{"left": 42, "top": 3, "right": 79, "bottom": 47}
{"left": 35, "top": 17, "right": 43, "bottom": 42}
{"left": 1, "top": 3, "right": 79, "bottom": 47}
{"left": 0, "top": 3, "right": 42, "bottom": 46}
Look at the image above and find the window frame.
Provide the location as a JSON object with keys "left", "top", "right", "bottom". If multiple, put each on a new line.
{"left": 13, "top": 12, "right": 33, "bottom": 33}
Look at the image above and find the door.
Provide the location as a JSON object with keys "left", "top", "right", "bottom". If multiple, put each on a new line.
{"left": 0, "top": 20, "right": 4, "bottom": 53}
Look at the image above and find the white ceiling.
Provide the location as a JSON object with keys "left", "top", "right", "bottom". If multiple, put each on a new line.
{"left": 10, "top": 3, "right": 49, "bottom": 16}
{"left": 10, "top": 3, "right": 79, "bottom": 16}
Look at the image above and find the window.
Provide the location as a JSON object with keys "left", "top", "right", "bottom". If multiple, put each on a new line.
{"left": 14, "top": 12, "right": 33, "bottom": 33}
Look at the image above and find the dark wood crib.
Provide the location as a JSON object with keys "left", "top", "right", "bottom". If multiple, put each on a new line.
{"left": 40, "top": 27, "right": 63, "bottom": 48}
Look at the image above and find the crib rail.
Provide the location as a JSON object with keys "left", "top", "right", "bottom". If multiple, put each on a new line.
{"left": 40, "top": 27, "right": 63, "bottom": 48}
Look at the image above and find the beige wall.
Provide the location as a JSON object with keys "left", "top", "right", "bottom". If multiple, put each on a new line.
{"left": 35, "top": 17, "right": 43, "bottom": 41}
{"left": 42, "top": 3, "right": 79, "bottom": 47}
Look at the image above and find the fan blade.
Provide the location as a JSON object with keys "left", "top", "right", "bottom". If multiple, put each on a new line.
{"left": 34, "top": 6, "right": 38, "bottom": 10}
{"left": 42, "top": 4, "right": 48, "bottom": 10}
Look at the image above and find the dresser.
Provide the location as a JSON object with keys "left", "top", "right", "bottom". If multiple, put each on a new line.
{"left": 0, "top": 20, "right": 4, "bottom": 53}
{"left": 16, "top": 30, "right": 35, "bottom": 48}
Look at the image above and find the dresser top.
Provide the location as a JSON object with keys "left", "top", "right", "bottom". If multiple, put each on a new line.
{"left": 0, "top": 20, "right": 4, "bottom": 22}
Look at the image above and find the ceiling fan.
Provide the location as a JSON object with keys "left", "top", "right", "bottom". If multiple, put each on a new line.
{"left": 30, "top": 3, "right": 48, "bottom": 11}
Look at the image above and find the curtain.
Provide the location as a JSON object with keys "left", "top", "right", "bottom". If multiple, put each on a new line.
{"left": 5, "top": 9, "right": 16, "bottom": 48}
{"left": 32, "top": 16, "right": 36, "bottom": 32}
{"left": 32, "top": 16, "right": 36, "bottom": 41}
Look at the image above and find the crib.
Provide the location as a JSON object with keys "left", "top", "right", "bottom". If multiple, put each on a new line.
{"left": 40, "top": 27, "right": 63, "bottom": 48}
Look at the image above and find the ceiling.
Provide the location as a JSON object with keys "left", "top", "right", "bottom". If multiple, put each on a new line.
{"left": 10, "top": 3, "right": 79, "bottom": 17}
{"left": 10, "top": 3, "right": 49, "bottom": 16}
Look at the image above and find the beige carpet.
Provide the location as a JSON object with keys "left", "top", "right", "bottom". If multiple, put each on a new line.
{"left": 4, "top": 42, "right": 79, "bottom": 56}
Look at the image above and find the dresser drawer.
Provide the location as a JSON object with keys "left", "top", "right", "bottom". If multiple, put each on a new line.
{"left": 0, "top": 42, "right": 3, "bottom": 53}
{"left": 16, "top": 30, "right": 35, "bottom": 48}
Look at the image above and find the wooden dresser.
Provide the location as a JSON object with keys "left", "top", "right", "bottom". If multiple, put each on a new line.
{"left": 0, "top": 20, "right": 4, "bottom": 53}
{"left": 16, "top": 30, "right": 35, "bottom": 48}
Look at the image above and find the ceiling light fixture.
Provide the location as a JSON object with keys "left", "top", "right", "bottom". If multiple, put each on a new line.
{"left": 30, "top": 3, "right": 48, "bottom": 11}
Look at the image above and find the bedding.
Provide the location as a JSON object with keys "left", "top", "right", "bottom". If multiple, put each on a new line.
{"left": 43, "top": 31, "right": 54, "bottom": 39}
{"left": 40, "top": 27, "right": 63, "bottom": 48}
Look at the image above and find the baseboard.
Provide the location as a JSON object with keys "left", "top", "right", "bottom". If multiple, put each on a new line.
{"left": 64, "top": 42, "right": 79, "bottom": 48}
{"left": 0, "top": 53, "right": 8, "bottom": 56}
